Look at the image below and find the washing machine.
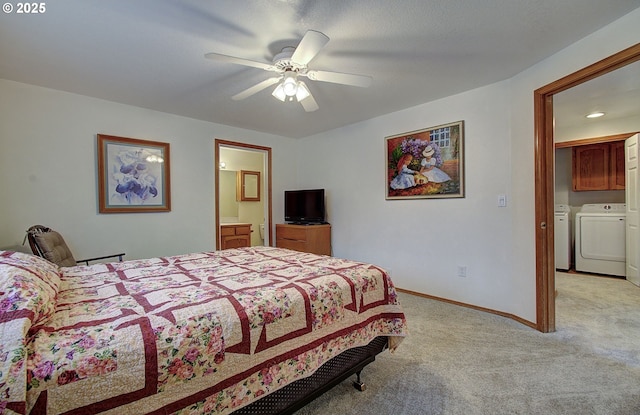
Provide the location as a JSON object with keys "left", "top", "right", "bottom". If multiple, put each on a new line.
{"left": 554, "top": 204, "right": 571, "bottom": 271}
{"left": 575, "top": 203, "right": 626, "bottom": 277}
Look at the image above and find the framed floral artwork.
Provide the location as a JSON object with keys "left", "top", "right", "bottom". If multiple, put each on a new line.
{"left": 97, "top": 134, "right": 171, "bottom": 213}
{"left": 386, "top": 121, "right": 464, "bottom": 199}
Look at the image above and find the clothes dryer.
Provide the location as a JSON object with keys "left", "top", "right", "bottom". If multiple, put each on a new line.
{"left": 575, "top": 203, "right": 626, "bottom": 276}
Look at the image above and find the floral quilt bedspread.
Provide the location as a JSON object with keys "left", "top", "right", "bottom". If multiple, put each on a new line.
{"left": 0, "top": 247, "right": 407, "bottom": 415}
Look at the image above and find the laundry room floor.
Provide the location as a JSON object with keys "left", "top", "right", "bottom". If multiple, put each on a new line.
{"left": 555, "top": 271, "right": 640, "bottom": 367}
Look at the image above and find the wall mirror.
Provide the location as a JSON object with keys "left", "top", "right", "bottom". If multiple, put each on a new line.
{"left": 237, "top": 170, "right": 260, "bottom": 201}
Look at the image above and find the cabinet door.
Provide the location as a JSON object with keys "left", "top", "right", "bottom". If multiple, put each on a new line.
{"left": 610, "top": 141, "right": 626, "bottom": 190}
{"left": 222, "top": 236, "right": 250, "bottom": 249}
{"left": 573, "top": 144, "right": 609, "bottom": 191}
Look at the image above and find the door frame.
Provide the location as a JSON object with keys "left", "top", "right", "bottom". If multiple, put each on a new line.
{"left": 534, "top": 43, "right": 640, "bottom": 332}
{"left": 215, "top": 139, "right": 273, "bottom": 250}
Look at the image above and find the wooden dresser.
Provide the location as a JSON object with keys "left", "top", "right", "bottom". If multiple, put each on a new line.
{"left": 276, "top": 224, "right": 331, "bottom": 256}
{"left": 220, "top": 223, "right": 251, "bottom": 249}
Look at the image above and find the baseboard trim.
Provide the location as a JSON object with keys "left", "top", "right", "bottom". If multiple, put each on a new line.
{"left": 395, "top": 287, "right": 537, "bottom": 330}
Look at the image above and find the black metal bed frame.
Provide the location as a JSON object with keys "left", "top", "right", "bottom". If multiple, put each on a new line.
{"left": 231, "top": 336, "right": 388, "bottom": 415}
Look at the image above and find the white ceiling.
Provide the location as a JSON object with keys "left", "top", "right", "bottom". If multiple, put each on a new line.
{"left": 554, "top": 59, "right": 640, "bottom": 134}
{"left": 0, "top": 0, "right": 638, "bottom": 138}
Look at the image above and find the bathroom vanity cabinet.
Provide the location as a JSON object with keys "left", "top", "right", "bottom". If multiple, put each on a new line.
{"left": 220, "top": 223, "right": 251, "bottom": 249}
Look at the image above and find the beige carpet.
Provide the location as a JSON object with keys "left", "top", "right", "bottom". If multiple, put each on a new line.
{"left": 294, "top": 273, "right": 640, "bottom": 415}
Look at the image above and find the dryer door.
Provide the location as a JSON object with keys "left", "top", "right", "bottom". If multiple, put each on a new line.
{"left": 578, "top": 215, "right": 626, "bottom": 261}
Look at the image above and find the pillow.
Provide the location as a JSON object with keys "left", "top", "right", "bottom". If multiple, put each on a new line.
{"left": 33, "top": 231, "right": 77, "bottom": 267}
{"left": 0, "top": 251, "right": 61, "bottom": 328}
{"left": 0, "top": 250, "right": 62, "bottom": 284}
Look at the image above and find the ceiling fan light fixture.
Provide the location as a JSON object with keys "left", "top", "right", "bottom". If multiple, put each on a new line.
{"left": 272, "top": 83, "right": 287, "bottom": 102}
{"left": 296, "top": 82, "right": 311, "bottom": 101}
{"left": 207, "top": 30, "right": 372, "bottom": 112}
{"left": 282, "top": 72, "right": 298, "bottom": 96}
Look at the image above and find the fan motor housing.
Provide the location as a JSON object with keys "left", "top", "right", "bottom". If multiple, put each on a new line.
{"left": 273, "top": 47, "right": 306, "bottom": 72}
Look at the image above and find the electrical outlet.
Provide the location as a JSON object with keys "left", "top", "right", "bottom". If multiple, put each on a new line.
{"left": 457, "top": 265, "right": 467, "bottom": 277}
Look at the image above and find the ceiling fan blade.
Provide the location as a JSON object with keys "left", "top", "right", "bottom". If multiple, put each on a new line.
{"left": 205, "top": 52, "right": 275, "bottom": 71}
{"left": 232, "top": 77, "right": 281, "bottom": 100}
{"left": 291, "top": 30, "right": 330, "bottom": 65}
{"left": 306, "top": 70, "right": 372, "bottom": 88}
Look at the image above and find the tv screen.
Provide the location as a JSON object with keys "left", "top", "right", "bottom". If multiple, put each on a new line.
{"left": 284, "top": 189, "right": 326, "bottom": 224}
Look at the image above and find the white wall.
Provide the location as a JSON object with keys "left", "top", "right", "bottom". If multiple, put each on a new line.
{"left": 297, "top": 8, "right": 640, "bottom": 323}
{"left": 298, "top": 82, "right": 514, "bottom": 313}
{"left": 0, "top": 79, "right": 298, "bottom": 260}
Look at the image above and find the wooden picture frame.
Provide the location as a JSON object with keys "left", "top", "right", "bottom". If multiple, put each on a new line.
{"left": 385, "top": 120, "right": 465, "bottom": 199}
{"left": 97, "top": 134, "right": 171, "bottom": 213}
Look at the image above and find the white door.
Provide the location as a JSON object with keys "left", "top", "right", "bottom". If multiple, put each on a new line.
{"left": 625, "top": 134, "right": 640, "bottom": 286}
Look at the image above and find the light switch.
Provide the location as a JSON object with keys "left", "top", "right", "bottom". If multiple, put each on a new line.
{"left": 498, "top": 194, "right": 507, "bottom": 207}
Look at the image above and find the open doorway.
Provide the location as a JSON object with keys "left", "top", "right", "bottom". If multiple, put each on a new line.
{"left": 534, "top": 43, "right": 640, "bottom": 333}
{"left": 215, "top": 139, "right": 273, "bottom": 250}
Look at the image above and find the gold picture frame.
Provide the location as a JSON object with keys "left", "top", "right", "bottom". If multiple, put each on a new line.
{"left": 385, "top": 121, "right": 464, "bottom": 199}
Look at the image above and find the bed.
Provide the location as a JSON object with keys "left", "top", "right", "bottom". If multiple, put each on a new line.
{"left": 0, "top": 246, "right": 407, "bottom": 415}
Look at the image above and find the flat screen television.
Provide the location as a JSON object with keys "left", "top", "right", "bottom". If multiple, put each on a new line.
{"left": 284, "top": 189, "right": 326, "bottom": 224}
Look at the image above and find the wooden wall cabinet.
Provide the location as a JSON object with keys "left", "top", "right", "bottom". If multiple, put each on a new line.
{"left": 276, "top": 224, "right": 331, "bottom": 256}
{"left": 610, "top": 141, "right": 625, "bottom": 190}
{"left": 572, "top": 141, "right": 625, "bottom": 191}
{"left": 236, "top": 170, "right": 260, "bottom": 201}
{"left": 220, "top": 223, "right": 251, "bottom": 249}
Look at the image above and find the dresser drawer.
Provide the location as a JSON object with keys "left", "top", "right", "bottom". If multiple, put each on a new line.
{"left": 220, "top": 226, "right": 236, "bottom": 236}
{"left": 276, "top": 225, "right": 308, "bottom": 241}
{"left": 275, "top": 224, "right": 331, "bottom": 256}
{"left": 234, "top": 225, "right": 251, "bottom": 235}
{"left": 276, "top": 238, "right": 307, "bottom": 252}
{"left": 221, "top": 224, "right": 251, "bottom": 235}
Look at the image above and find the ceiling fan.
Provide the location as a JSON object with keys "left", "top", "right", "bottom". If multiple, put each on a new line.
{"left": 205, "top": 30, "right": 372, "bottom": 112}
